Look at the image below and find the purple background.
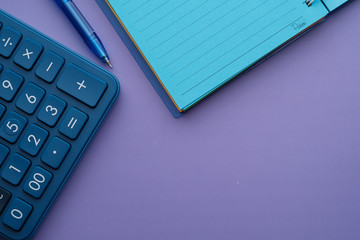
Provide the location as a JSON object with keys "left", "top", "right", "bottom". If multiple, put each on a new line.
{"left": 2, "top": 1, "right": 360, "bottom": 239}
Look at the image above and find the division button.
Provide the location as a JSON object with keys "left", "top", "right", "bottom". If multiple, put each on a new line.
{"left": 0, "top": 27, "right": 22, "bottom": 58}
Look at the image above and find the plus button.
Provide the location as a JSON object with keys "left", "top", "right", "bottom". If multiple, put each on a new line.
{"left": 76, "top": 80, "right": 87, "bottom": 90}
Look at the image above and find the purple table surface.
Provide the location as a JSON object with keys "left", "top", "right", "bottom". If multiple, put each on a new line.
{"left": 2, "top": 1, "right": 360, "bottom": 240}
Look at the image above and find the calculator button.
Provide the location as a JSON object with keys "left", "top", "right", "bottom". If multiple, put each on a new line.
{"left": 14, "top": 39, "right": 43, "bottom": 70}
{"left": 57, "top": 64, "right": 107, "bottom": 107}
{"left": 0, "top": 187, "right": 11, "bottom": 214}
{"left": 0, "top": 112, "right": 27, "bottom": 143}
{"left": 3, "top": 198, "right": 32, "bottom": 231}
{"left": 0, "top": 103, "right": 6, "bottom": 118}
{"left": 41, "top": 137, "right": 70, "bottom": 169}
{"left": 0, "top": 70, "right": 24, "bottom": 102}
{"left": 0, "top": 27, "right": 22, "bottom": 58}
{"left": 35, "top": 51, "right": 64, "bottom": 83}
{"left": 0, "top": 143, "right": 9, "bottom": 166}
{"left": 59, "top": 108, "right": 88, "bottom": 139}
{"left": 19, "top": 124, "right": 49, "bottom": 156}
{"left": 23, "top": 166, "right": 52, "bottom": 199}
{"left": 16, "top": 83, "right": 45, "bottom": 114}
{"left": 1, "top": 154, "right": 30, "bottom": 185}
{"left": 37, "top": 95, "right": 66, "bottom": 127}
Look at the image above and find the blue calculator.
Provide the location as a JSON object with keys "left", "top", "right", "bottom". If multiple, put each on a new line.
{"left": 0, "top": 9, "right": 120, "bottom": 240}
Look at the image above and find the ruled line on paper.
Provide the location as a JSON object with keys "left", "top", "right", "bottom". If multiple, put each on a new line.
{"left": 169, "top": 0, "right": 283, "bottom": 81}
{"left": 128, "top": 0, "right": 152, "bottom": 15}
{"left": 157, "top": 0, "right": 250, "bottom": 59}
{"left": 151, "top": 1, "right": 226, "bottom": 51}
{"left": 134, "top": 0, "right": 170, "bottom": 24}
{"left": 146, "top": 1, "right": 208, "bottom": 41}
{"left": 163, "top": 0, "right": 268, "bottom": 70}
{"left": 181, "top": 14, "right": 301, "bottom": 96}
{"left": 140, "top": 0, "right": 190, "bottom": 32}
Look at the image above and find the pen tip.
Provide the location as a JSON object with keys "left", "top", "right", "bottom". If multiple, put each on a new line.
{"left": 106, "top": 60, "right": 113, "bottom": 69}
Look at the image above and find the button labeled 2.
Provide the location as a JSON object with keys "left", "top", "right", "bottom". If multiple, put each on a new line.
{"left": 19, "top": 124, "right": 48, "bottom": 156}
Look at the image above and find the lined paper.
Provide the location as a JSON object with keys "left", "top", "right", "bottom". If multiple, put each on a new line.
{"left": 108, "top": 0, "right": 329, "bottom": 111}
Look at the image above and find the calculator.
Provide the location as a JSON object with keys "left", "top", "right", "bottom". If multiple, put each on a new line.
{"left": 0, "top": 9, "right": 120, "bottom": 240}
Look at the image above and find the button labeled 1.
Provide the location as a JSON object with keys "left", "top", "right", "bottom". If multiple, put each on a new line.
{"left": 1, "top": 154, "right": 30, "bottom": 186}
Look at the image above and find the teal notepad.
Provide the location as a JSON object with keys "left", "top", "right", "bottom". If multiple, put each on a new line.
{"left": 106, "top": 0, "right": 349, "bottom": 112}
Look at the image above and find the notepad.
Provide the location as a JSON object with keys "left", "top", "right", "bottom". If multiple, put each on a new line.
{"left": 105, "top": 0, "right": 350, "bottom": 114}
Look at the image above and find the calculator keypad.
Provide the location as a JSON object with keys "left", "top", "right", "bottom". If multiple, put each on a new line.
{"left": 0, "top": 9, "right": 119, "bottom": 239}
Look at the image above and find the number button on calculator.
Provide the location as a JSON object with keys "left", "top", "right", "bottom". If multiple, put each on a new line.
{"left": 0, "top": 112, "right": 27, "bottom": 143}
{"left": 23, "top": 166, "right": 52, "bottom": 199}
{"left": 0, "top": 70, "right": 23, "bottom": 102}
{"left": 16, "top": 83, "right": 45, "bottom": 114}
{"left": 3, "top": 198, "right": 32, "bottom": 231}
{"left": 37, "top": 95, "right": 66, "bottom": 127}
{"left": 1, "top": 154, "right": 30, "bottom": 186}
{"left": 19, "top": 124, "right": 49, "bottom": 156}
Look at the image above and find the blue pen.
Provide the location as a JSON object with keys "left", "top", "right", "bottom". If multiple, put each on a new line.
{"left": 55, "top": 0, "right": 112, "bottom": 68}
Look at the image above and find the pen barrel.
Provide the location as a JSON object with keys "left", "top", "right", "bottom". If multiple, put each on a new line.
{"left": 85, "top": 33, "right": 109, "bottom": 62}
{"left": 55, "top": 0, "right": 109, "bottom": 62}
{"left": 55, "top": 0, "right": 95, "bottom": 39}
